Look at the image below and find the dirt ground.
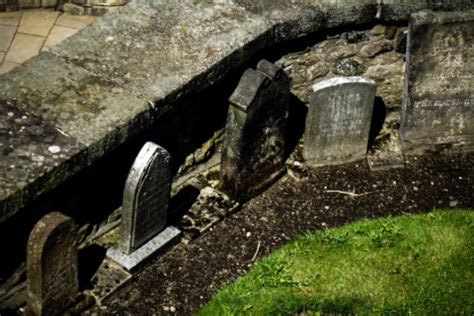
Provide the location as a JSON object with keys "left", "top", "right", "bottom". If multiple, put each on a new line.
{"left": 86, "top": 23, "right": 474, "bottom": 316}
{"left": 89, "top": 151, "right": 473, "bottom": 315}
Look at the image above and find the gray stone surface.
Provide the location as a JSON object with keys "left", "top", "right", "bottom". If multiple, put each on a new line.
{"left": 107, "top": 226, "right": 181, "bottom": 271}
{"left": 48, "top": 0, "right": 272, "bottom": 101}
{"left": 303, "top": 76, "right": 376, "bottom": 167}
{"left": 382, "top": 0, "right": 474, "bottom": 21}
{"left": 0, "top": 101, "right": 85, "bottom": 223}
{"left": 399, "top": 10, "right": 474, "bottom": 155}
{"left": 0, "top": 53, "right": 150, "bottom": 152}
{"left": 26, "top": 212, "right": 79, "bottom": 316}
{"left": 119, "top": 142, "right": 172, "bottom": 254}
{"left": 220, "top": 60, "right": 289, "bottom": 201}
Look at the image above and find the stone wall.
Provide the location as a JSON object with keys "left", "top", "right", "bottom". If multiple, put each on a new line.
{"left": 0, "top": 0, "right": 127, "bottom": 15}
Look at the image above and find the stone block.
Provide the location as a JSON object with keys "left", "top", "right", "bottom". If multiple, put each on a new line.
{"left": 18, "top": 0, "right": 41, "bottom": 8}
{"left": 303, "top": 76, "right": 376, "bottom": 167}
{"left": 107, "top": 226, "right": 181, "bottom": 272}
{"left": 63, "top": 2, "right": 85, "bottom": 15}
{"left": 27, "top": 212, "right": 79, "bottom": 316}
{"left": 220, "top": 60, "right": 289, "bottom": 201}
{"left": 42, "top": 0, "right": 57, "bottom": 8}
{"left": 399, "top": 10, "right": 474, "bottom": 155}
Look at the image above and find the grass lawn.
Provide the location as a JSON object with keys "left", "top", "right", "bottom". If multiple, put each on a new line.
{"left": 200, "top": 210, "right": 474, "bottom": 315}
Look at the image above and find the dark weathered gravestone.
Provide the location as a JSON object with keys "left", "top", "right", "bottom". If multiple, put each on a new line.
{"left": 107, "top": 142, "right": 180, "bottom": 271}
{"left": 399, "top": 10, "right": 474, "bottom": 155}
{"left": 303, "top": 76, "right": 376, "bottom": 167}
{"left": 27, "top": 212, "right": 78, "bottom": 316}
{"left": 220, "top": 59, "right": 290, "bottom": 201}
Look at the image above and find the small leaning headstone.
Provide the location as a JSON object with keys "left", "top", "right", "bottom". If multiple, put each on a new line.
{"left": 27, "top": 212, "right": 79, "bottom": 316}
{"left": 107, "top": 142, "right": 180, "bottom": 271}
{"left": 303, "top": 76, "right": 376, "bottom": 167}
{"left": 399, "top": 10, "right": 474, "bottom": 155}
{"left": 220, "top": 59, "right": 290, "bottom": 201}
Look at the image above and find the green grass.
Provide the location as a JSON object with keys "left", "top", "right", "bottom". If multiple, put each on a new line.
{"left": 200, "top": 210, "right": 474, "bottom": 315}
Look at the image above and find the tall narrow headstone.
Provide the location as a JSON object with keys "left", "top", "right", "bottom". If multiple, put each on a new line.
{"left": 399, "top": 10, "right": 474, "bottom": 155}
{"left": 27, "top": 212, "right": 78, "bottom": 316}
{"left": 107, "top": 142, "right": 180, "bottom": 271}
{"left": 120, "top": 141, "right": 172, "bottom": 254}
{"left": 220, "top": 59, "right": 290, "bottom": 201}
{"left": 303, "top": 76, "right": 376, "bottom": 167}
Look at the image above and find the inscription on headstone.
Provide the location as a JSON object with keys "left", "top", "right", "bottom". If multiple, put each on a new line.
{"left": 303, "top": 76, "right": 376, "bottom": 167}
{"left": 27, "top": 212, "right": 78, "bottom": 316}
{"left": 399, "top": 10, "right": 474, "bottom": 154}
{"left": 220, "top": 59, "right": 290, "bottom": 201}
{"left": 119, "top": 141, "right": 172, "bottom": 255}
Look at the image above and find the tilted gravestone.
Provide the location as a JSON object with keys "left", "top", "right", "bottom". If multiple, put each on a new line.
{"left": 27, "top": 212, "right": 78, "bottom": 316}
{"left": 107, "top": 142, "right": 180, "bottom": 271}
{"left": 399, "top": 10, "right": 474, "bottom": 155}
{"left": 303, "top": 76, "right": 376, "bottom": 167}
{"left": 220, "top": 59, "right": 290, "bottom": 201}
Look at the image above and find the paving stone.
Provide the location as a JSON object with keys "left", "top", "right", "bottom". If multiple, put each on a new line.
{"left": 18, "top": 10, "right": 59, "bottom": 37}
{"left": 55, "top": 13, "right": 97, "bottom": 29}
{"left": 0, "top": 11, "right": 23, "bottom": 26}
{"left": 44, "top": 25, "right": 78, "bottom": 47}
{"left": 0, "top": 61, "right": 19, "bottom": 75}
{"left": 0, "top": 24, "right": 16, "bottom": 51}
{"left": 4, "top": 33, "right": 44, "bottom": 64}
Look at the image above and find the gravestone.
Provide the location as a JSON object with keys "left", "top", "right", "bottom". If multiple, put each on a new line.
{"left": 303, "top": 76, "right": 376, "bottom": 167}
{"left": 399, "top": 10, "right": 474, "bottom": 155}
{"left": 27, "top": 212, "right": 78, "bottom": 316}
{"left": 107, "top": 142, "right": 180, "bottom": 271}
{"left": 220, "top": 59, "right": 290, "bottom": 201}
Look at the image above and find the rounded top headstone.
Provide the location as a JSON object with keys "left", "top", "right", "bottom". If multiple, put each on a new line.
{"left": 312, "top": 76, "right": 376, "bottom": 93}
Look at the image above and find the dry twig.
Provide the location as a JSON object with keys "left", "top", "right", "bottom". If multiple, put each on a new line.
{"left": 251, "top": 241, "right": 262, "bottom": 262}
{"left": 325, "top": 190, "right": 375, "bottom": 198}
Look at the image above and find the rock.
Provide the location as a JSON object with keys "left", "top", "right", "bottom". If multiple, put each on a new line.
{"left": 371, "top": 25, "right": 386, "bottom": 37}
{"left": 342, "top": 30, "right": 370, "bottom": 43}
{"left": 360, "top": 41, "right": 393, "bottom": 58}
{"left": 307, "top": 63, "right": 329, "bottom": 80}
{"left": 331, "top": 58, "right": 364, "bottom": 76}
{"left": 325, "top": 44, "right": 356, "bottom": 63}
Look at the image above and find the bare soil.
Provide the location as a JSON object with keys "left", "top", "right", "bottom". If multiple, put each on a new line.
{"left": 90, "top": 152, "right": 473, "bottom": 315}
